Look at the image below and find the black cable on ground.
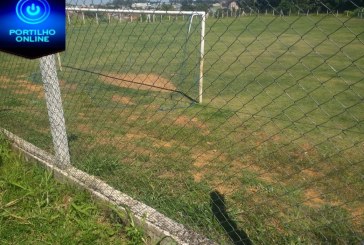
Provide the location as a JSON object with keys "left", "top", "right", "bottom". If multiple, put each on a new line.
{"left": 63, "top": 65, "right": 198, "bottom": 104}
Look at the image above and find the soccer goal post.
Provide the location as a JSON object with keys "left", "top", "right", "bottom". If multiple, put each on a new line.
{"left": 65, "top": 7, "right": 206, "bottom": 104}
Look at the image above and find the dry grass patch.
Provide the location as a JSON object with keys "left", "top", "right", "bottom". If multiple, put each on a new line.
{"left": 304, "top": 188, "right": 325, "bottom": 208}
{"left": 111, "top": 95, "right": 134, "bottom": 105}
{"left": 231, "top": 158, "right": 276, "bottom": 184}
{"left": 0, "top": 75, "right": 11, "bottom": 83}
{"left": 101, "top": 73, "right": 176, "bottom": 92}
{"left": 301, "top": 168, "right": 324, "bottom": 178}
{"left": 174, "top": 116, "right": 210, "bottom": 135}
{"left": 158, "top": 171, "right": 176, "bottom": 179}
{"left": 60, "top": 80, "right": 78, "bottom": 91}
{"left": 153, "top": 139, "right": 173, "bottom": 148}
{"left": 192, "top": 149, "right": 223, "bottom": 168}
{"left": 0, "top": 78, "right": 44, "bottom": 98}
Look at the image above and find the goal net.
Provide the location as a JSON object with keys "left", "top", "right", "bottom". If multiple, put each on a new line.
{"left": 62, "top": 7, "right": 205, "bottom": 109}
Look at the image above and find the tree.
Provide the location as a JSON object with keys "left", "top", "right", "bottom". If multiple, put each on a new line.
{"left": 195, "top": 3, "right": 209, "bottom": 12}
{"left": 276, "top": 0, "right": 315, "bottom": 13}
{"left": 112, "top": 0, "right": 134, "bottom": 8}
{"left": 181, "top": 0, "right": 194, "bottom": 11}
{"left": 278, "top": 0, "right": 294, "bottom": 14}
{"left": 160, "top": 3, "right": 174, "bottom": 11}
{"left": 316, "top": 0, "right": 363, "bottom": 12}
{"left": 236, "top": 0, "right": 283, "bottom": 12}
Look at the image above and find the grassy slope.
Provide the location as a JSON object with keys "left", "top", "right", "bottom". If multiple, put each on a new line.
{"left": 0, "top": 137, "right": 146, "bottom": 245}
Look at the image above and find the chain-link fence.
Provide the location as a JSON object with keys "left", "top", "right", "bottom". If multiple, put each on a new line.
{"left": 1, "top": 0, "right": 363, "bottom": 243}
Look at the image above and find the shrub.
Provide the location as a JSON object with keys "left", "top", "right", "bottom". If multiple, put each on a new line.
{"left": 352, "top": 7, "right": 364, "bottom": 18}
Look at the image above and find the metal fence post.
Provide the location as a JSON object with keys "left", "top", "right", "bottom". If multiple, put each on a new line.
{"left": 40, "top": 55, "right": 71, "bottom": 168}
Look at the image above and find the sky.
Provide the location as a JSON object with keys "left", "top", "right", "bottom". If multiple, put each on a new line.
{"left": 67, "top": 0, "right": 171, "bottom": 5}
{"left": 67, "top": 0, "right": 111, "bottom": 5}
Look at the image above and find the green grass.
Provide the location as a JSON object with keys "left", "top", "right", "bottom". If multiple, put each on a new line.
{"left": 0, "top": 14, "right": 363, "bottom": 244}
{"left": 0, "top": 137, "right": 146, "bottom": 244}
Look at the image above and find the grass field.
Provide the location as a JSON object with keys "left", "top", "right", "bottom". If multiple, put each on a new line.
{"left": 0, "top": 137, "right": 148, "bottom": 244}
{"left": 0, "top": 14, "right": 363, "bottom": 244}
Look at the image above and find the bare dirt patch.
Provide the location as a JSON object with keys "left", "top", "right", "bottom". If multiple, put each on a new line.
{"left": 349, "top": 205, "right": 364, "bottom": 226}
{"left": 101, "top": 73, "right": 176, "bottom": 92}
{"left": 77, "top": 112, "right": 88, "bottom": 120}
{"left": 351, "top": 206, "right": 364, "bottom": 219}
{"left": 232, "top": 158, "right": 276, "bottom": 183}
{"left": 215, "top": 184, "right": 236, "bottom": 195}
{"left": 153, "top": 139, "right": 173, "bottom": 148}
{"left": 60, "top": 80, "right": 78, "bottom": 91}
{"left": 304, "top": 188, "right": 325, "bottom": 208}
{"left": 303, "top": 187, "right": 362, "bottom": 225}
{"left": 209, "top": 175, "right": 241, "bottom": 196}
{"left": 266, "top": 217, "right": 286, "bottom": 234}
{"left": 301, "top": 168, "right": 323, "bottom": 178}
{"left": 0, "top": 76, "right": 11, "bottom": 89}
{"left": 76, "top": 124, "right": 92, "bottom": 133}
{"left": 127, "top": 115, "right": 139, "bottom": 121}
{"left": 111, "top": 95, "right": 134, "bottom": 105}
{"left": 0, "top": 77, "right": 44, "bottom": 98}
{"left": 14, "top": 80, "right": 43, "bottom": 98}
{"left": 193, "top": 172, "right": 205, "bottom": 182}
{"left": 0, "top": 76, "right": 10, "bottom": 83}
{"left": 192, "top": 150, "right": 222, "bottom": 168}
{"left": 158, "top": 171, "right": 175, "bottom": 179}
{"left": 191, "top": 149, "right": 226, "bottom": 183}
{"left": 247, "top": 186, "right": 260, "bottom": 194}
{"left": 174, "top": 116, "right": 210, "bottom": 135}
{"left": 291, "top": 143, "right": 319, "bottom": 161}
{"left": 125, "top": 132, "right": 147, "bottom": 140}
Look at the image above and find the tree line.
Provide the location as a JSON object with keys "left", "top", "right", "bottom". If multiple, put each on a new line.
{"left": 110, "top": 0, "right": 363, "bottom": 13}
{"left": 235, "top": 0, "right": 364, "bottom": 13}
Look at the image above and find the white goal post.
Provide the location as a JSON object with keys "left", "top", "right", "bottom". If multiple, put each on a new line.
{"left": 65, "top": 7, "right": 206, "bottom": 104}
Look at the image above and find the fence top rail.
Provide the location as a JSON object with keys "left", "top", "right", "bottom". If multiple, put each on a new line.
{"left": 66, "top": 7, "right": 206, "bottom": 16}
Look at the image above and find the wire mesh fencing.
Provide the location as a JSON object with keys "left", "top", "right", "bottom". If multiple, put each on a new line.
{"left": 1, "top": 0, "right": 363, "bottom": 243}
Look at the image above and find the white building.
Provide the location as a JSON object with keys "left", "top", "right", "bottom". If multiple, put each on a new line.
{"left": 228, "top": 1, "right": 239, "bottom": 11}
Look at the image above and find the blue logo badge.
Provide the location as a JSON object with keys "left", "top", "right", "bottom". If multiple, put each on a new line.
{"left": 16, "top": 0, "right": 51, "bottom": 25}
{"left": 0, "top": 0, "right": 65, "bottom": 59}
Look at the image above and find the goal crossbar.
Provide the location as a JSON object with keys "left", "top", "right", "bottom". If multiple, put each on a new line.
{"left": 66, "top": 7, "right": 205, "bottom": 16}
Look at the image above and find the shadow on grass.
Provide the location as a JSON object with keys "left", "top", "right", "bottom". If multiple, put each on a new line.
{"left": 210, "top": 191, "right": 252, "bottom": 245}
